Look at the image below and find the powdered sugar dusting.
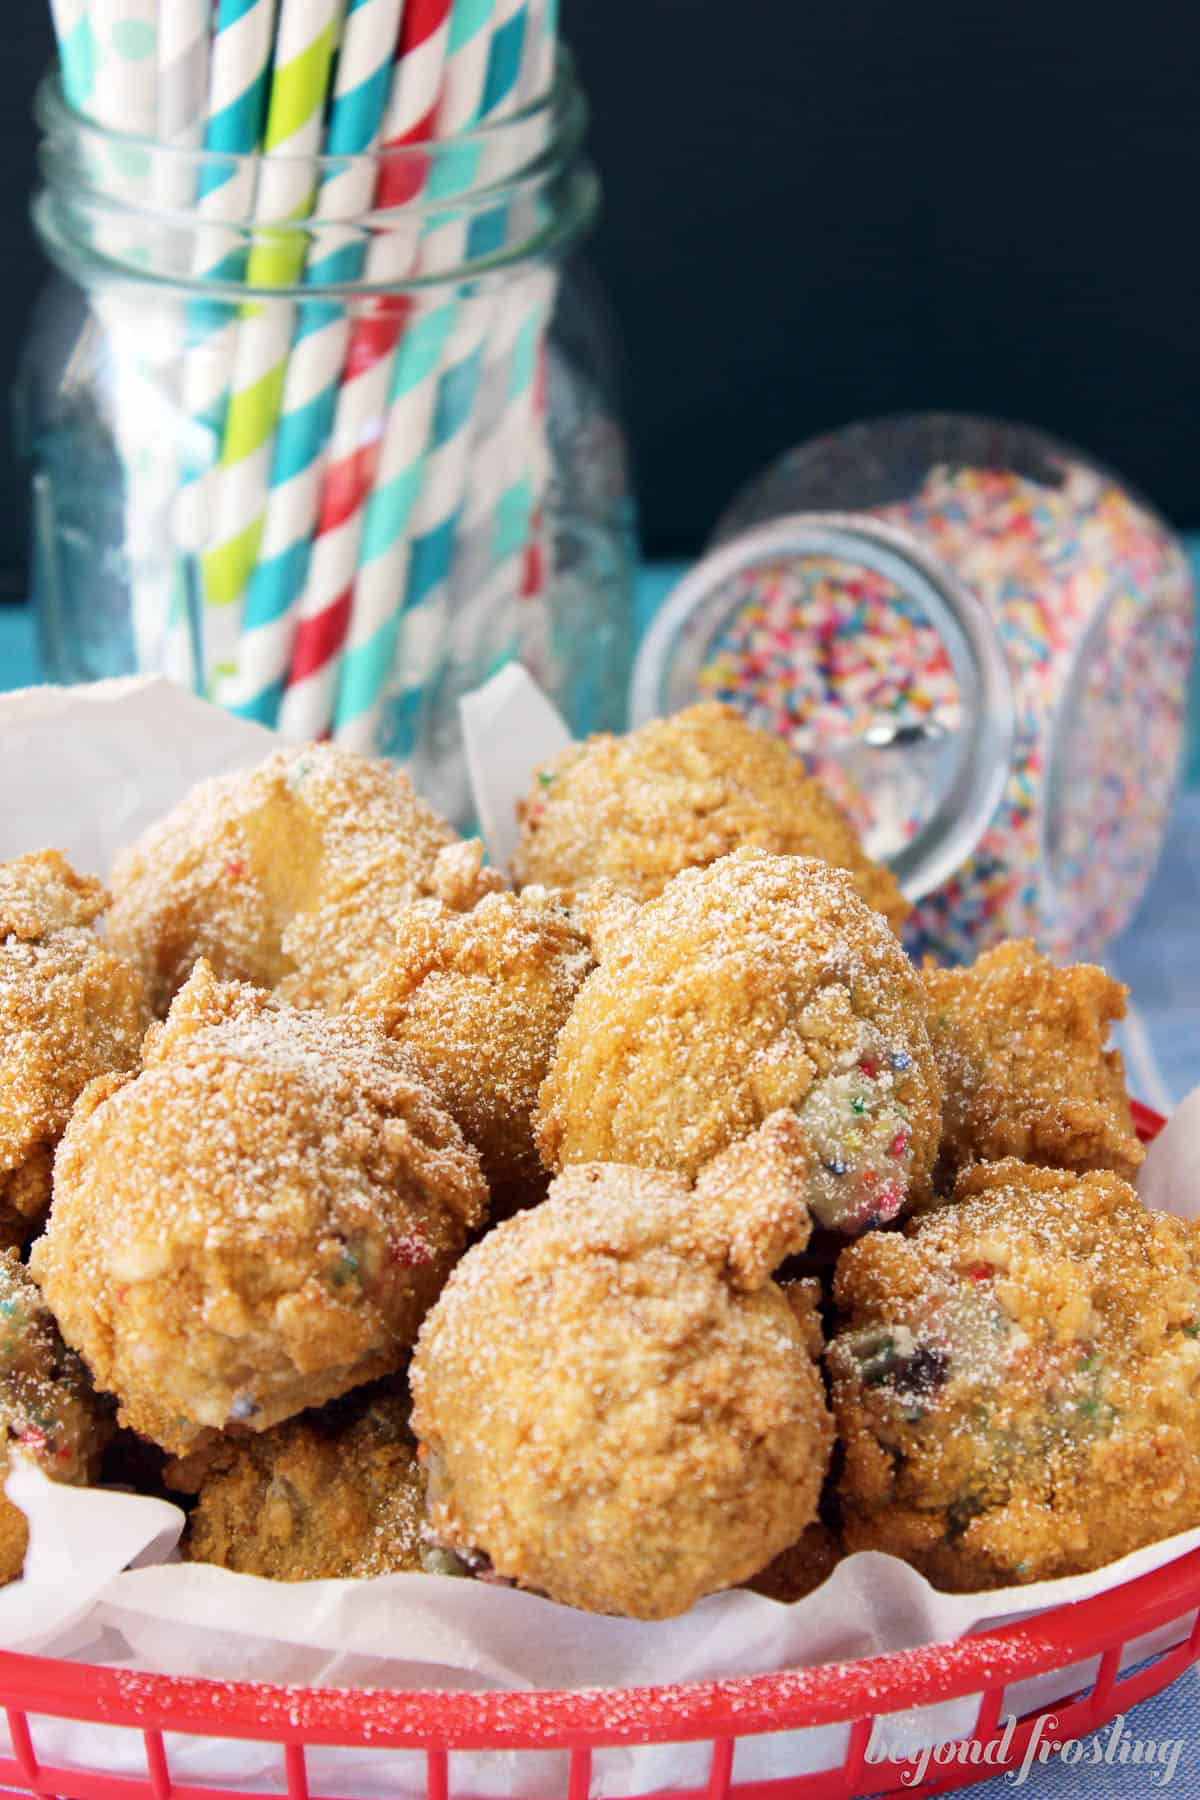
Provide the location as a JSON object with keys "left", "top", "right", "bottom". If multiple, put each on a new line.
{"left": 537, "top": 849, "right": 941, "bottom": 1222}
{"left": 831, "top": 1157, "right": 1200, "bottom": 1589}
{"left": 924, "top": 937, "right": 1143, "bottom": 1193}
{"left": 107, "top": 745, "right": 503, "bottom": 1017}
{"left": 412, "top": 1159, "right": 833, "bottom": 1617}
{"left": 31, "top": 965, "right": 487, "bottom": 1454}
{"left": 512, "top": 701, "right": 909, "bottom": 931}
{"left": 353, "top": 888, "right": 593, "bottom": 1189}
{"left": 0, "top": 851, "right": 149, "bottom": 1249}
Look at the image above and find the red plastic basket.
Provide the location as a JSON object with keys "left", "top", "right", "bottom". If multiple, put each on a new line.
{"left": 1, "top": 1102, "right": 1192, "bottom": 1800}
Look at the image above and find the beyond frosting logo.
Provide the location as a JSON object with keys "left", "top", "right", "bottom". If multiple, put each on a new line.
{"left": 865, "top": 1712, "right": 1186, "bottom": 1788}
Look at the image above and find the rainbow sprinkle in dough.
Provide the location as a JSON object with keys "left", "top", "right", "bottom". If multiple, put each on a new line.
{"left": 699, "top": 456, "right": 1194, "bottom": 963}
{"left": 798, "top": 1026, "right": 914, "bottom": 1233}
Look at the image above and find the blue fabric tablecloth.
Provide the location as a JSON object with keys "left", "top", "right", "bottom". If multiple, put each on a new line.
{"left": 2, "top": 573, "right": 1200, "bottom": 1797}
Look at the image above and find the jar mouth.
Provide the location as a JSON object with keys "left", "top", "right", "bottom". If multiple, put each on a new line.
{"left": 33, "top": 50, "right": 597, "bottom": 297}
{"left": 630, "top": 513, "right": 1017, "bottom": 902}
{"left": 37, "top": 50, "right": 585, "bottom": 190}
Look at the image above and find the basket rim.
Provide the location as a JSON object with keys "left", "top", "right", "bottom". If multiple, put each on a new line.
{"left": 0, "top": 1102, "right": 1175, "bottom": 1751}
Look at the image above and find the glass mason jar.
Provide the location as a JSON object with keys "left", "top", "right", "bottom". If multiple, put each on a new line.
{"left": 633, "top": 414, "right": 1195, "bottom": 964}
{"left": 17, "top": 54, "right": 637, "bottom": 827}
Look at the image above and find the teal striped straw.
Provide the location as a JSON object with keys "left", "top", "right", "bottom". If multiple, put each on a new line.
{"left": 179, "top": 0, "right": 281, "bottom": 495}
{"left": 225, "top": 0, "right": 411, "bottom": 722}
{"left": 331, "top": 0, "right": 540, "bottom": 748}
{"left": 48, "top": 0, "right": 96, "bottom": 108}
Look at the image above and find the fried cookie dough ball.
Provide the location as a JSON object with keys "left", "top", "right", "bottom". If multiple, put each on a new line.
{"left": 0, "top": 851, "right": 149, "bottom": 1249}
{"left": 513, "top": 701, "right": 909, "bottom": 930}
{"left": 177, "top": 1392, "right": 427, "bottom": 1581}
{"left": 411, "top": 1116, "right": 832, "bottom": 1618}
{"left": 829, "top": 1159, "right": 1200, "bottom": 1591}
{"left": 108, "top": 745, "right": 503, "bottom": 1016}
{"left": 0, "top": 1251, "right": 111, "bottom": 1584}
{"left": 924, "top": 939, "right": 1142, "bottom": 1193}
{"left": 353, "top": 890, "right": 593, "bottom": 1192}
{"left": 537, "top": 850, "right": 941, "bottom": 1234}
{"left": 31, "top": 965, "right": 487, "bottom": 1456}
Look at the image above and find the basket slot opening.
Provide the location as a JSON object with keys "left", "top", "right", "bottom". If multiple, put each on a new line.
{"left": 1106, "top": 1627, "right": 1198, "bottom": 1716}
{"left": 1002, "top": 1652, "right": 1102, "bottom": 1727}
{"left": 1118, "top": 1612, "right": 1200, "bottom": 1679}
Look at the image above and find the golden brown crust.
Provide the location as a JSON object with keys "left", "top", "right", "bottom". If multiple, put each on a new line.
{"left": 537, "top": 850, "right": 941, "bottom": 1233}
{"left": 179, "top": 1394, "right": 427, "bottom": 1581}
{"left": 923, "top": 939, "right": 1142, "bottom": 1193}
{"left": 0, "top": 851, "right": 150, "bottom": 1248}
{"left": 411, "top": 1152, "right": 833, "bottom": 1618}
{"left": 829, "top": 1159, "right": 1200, "bottom": 1590}
{"left": 107, "top": 745, "right": 503, "bottom": 1017}
{"left": 352, "top": 889, "right": 593, "bottom": 1188}
{"left": 690, "top": 1112, "right": 814, "bottom": 1288}
{"left": 31, "top": 964, "right": 487, "bottom": 1455}
{"left": 0, "top": 1250, "right": 112, "bottom": 1584}
{"left": 512, "top": 701, "right": 909, "bottom": 930}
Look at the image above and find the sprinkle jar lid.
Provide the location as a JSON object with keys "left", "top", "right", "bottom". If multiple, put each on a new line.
{"left": 630, "top": 512, "right": 1016, "bottom": 903}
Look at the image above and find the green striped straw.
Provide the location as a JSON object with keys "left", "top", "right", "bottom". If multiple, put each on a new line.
{"left": 199, "top": 0, "right": 345, "bottom": 695}
{"left": 170, "top": 0, "right": 282, "bottom": 682}
{"left": 218, "top": 0, "right": 411, "bottom": 719}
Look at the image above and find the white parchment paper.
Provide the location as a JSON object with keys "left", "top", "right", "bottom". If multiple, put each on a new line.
{"left": 1, "top": 673, "right": 1199, "bottom": 1796}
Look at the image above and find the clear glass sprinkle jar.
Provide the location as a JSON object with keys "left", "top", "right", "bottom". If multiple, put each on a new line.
{"left": 633, "top": 414, "right": 1195, "bottom": 962}
{"left": 15, "top": 53, "right": 637, "bottom": 828}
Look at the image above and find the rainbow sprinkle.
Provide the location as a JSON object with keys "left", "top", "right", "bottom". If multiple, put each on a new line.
{"left": 698, "top": 456, "right": 1194, "bottom": 962}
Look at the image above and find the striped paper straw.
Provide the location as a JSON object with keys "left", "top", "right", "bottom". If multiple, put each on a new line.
{"left": 386, "top": 273, "right": 552, "bottom": 763}
{"left": 49, "top": 0, "right": 96, "bottom": 109}
{"left": 273, "top": 0, "right": 455, "bottom": 737}
{"left": 87, "top": 0, "right": 158, "bottom": 134}
{"left": 152, "top": 1, "right": 214, "bottom": 686}
{"left": 334, "top": 282, "right": 530, "bottom": 751}
{"left": 173, "top": 0, "right": 281, "bottom": 559}
{"left": 222, "top": 0, "right": 410, "bottom": 721}
{"left": 75, "top": 1, "right": 175, "bottom": 673}
{"left": 444, "top": 277, "right": 550, "bottom": 634}
{"left": 158, "top": 0, "right": 212, "bottom": 146}
{"left": 393, "top": 290, "right": 551, "bottom": 817}
{"left": 515, "top": 0, "right": 554, "bottom": 101}
{"left": 331, "top": 296, "right": 483, "bottom": 749}
{"left": 200, "top": 0, "right": 345, "bottom": 693}
{"left": 328, "top": 0, "right": 543, "bottom": 749}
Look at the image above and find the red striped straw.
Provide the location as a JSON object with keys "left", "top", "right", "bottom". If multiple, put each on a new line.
{"left": 282, "top": 0, "right": 451, "bottom": 710}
